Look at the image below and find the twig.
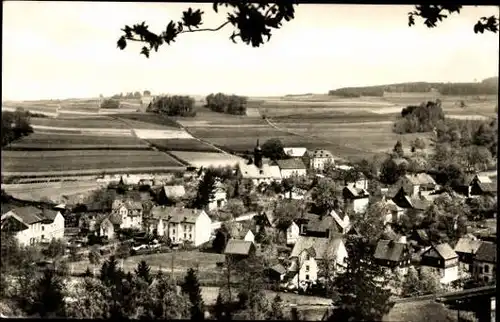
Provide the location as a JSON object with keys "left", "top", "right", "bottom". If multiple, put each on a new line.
{"left": 179, "top": 20, "right": 231, "bottom": 34}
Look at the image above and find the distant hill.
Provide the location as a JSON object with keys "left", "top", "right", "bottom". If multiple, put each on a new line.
{"left": 328, "top": 77, "right": 498, "bottom": 97}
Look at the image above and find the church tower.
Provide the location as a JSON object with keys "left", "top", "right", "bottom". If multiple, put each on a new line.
{"left": 254, "top": 139, "right": 263, "bottom": 168}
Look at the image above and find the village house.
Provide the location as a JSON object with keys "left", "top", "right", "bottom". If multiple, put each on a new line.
{"left": 207, "top": 182, "right": 227, "bottom": 211}
{"left": 472, "top": 241, "right": 496, "bottom": 284}
{"left": 419, "top": 243, "right": 460, "bottom": 284}
{"left": 276, "top": 158, "right": 307, "bottom": 179}
{"left": 390, "top": 187, "right": 431, "bottom": 215}
{"left": 469, "top": 175, "right": 497, "bottom": 197}
{"left": 329, "top": 209, "right": 351, "bottom": 235}
{"left": 266, "top": 263, "right": 287, "bottom": 283}
{"left": 283, "top": 147, "right": 308, "bottom": 158}
{"left": 279, "top": 187, "right": 307, "bottom": 200}
{"left": 454, "top": 236, "right": 483, "bottom": 271}
{"left": 373, "top": 238, "right": 412, "bottom": 275}
{"left": 287, "top": 235, "right": 347, "bottom": 289}
{"left": 398, "top": 173, "right": 437, "bottom": 198}
{"left": 149, "top": 206, "right": 212, "bottom": 246}
{"left": 1, "top": 206, "right": 65, "bottom": 246}
{"left": 301, "top": 213, "right": 342, "bottom": 238}
{"left": 224, "top": 239, "right": 256, "bottom": 261}
{"left": 111, "top": 199, "right": 143, "bottom": 230}
{"left": 342, "top": 184, "right": 370, "bottom": 214}
{"left": 254, "top": 210, "right": 275, "bottom": 234}
{"left": 98, "top": 217, "right": 116, "bottom": 240}
{"left": 309, "top": 149, "right": 335, "bottom": 171}
{"left": 158, "top": 185, "right": 186, "bottom": 205}
{"left": 238, "top": 142, "right": 282, "bottom": 185}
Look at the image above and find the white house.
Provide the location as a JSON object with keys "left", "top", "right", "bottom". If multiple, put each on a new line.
{"left": 111, "top": 200, "right": 143, "bottom": 230}
{"left": 287, "top": 236, "right": 347, "bottom": 289}
{"left": 283, "top": 147, "right": 308, "bottom": 158}
{"left": 276, "top": 158, "right": 307, "bottom": 179}
{"left": 310, "top": 149, "right": 335, "bottom": 171}
{"left": 420, "top": 243, "right": 460, "bottom": 284}
{"left": 1, "top": 207, "right": 65, "bottom": 246}
{"left": 149, "top": 206, "right": 212, "bottom": 246}
{"left": 342, "top": 184, "right": 370, "bottom": 214}
{"left": 238, "top": 161, "right": 282, "bottom": 185}
{"left": 398, "top": 173, "right": 437, "bottom": 198}
{"left": 207, "top": 183, "right": 227, "bottom": 211}
{"left": 286, "top": 221, "right": 301, "bottom": 245}
{"left": 98, "top": 217, "right": 115, "bottom": 240}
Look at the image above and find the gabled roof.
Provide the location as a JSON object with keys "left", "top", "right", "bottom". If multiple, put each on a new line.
{"left": 276, "top": 158, "right": 306, "bottom": 170}
{"left": 42, "top": 209, "right": 60, "bottom": 222}
{"left": 224, "top": 239, "right": 255, "bottom": 256}
{"left": 475, "top": 175, "right": 492, "bottom": 184}
{"left": 374, "top": 240, "right": 409, "bottom": 262}
{"left": 311, "top": 149, "right": 333, "bottom": 159}
{"left": 269, "top": 263, "right": 287, "bottom": 275}
{"left": 343, "top": 185, "right": 369, "bottom": 198}
{"left": 283, "top": 147, "right": 308, "bottom": 157}
{"left": 423, "top": 243, "right": 458, "bottom": 260}
{"left": 238, "top": 162, "right": 282, "bottom": 180}
{"left": 454, "top": 237, "right": 483, "bottom": 255}
{"left": 290, "top": 236, "right": 344, "bottom": 260}
{"left": 150, "top": 206, "right": 205, "bottom": 224}
{"left": 404, "top": 173, "right": 436, "bottom": 186}
{"left": 474, "top": 242, "right": 496, "bottom": 263}
{"left": 329, "top": 210, "right": 350, "bottom": 231}
{"left": 409, "top": 198, "right": 431, "bottom": 211}
{"left": 305, "top": 215, "right": 340, "bottom": 234}
{"left": 4, "top": 206, "right": 44, "bottom": 225}
{"left": 162, "top": 185, "right": 186, "bottom": 198}
{"left": 477, "top": 182, "right": 497, "bottom": 193}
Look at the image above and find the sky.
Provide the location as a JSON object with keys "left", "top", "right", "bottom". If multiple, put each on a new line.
{"left": 2, "top": 2, "right": 499, "bottom": 101}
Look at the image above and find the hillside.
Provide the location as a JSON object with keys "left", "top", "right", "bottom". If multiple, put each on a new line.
{"left": 328, "top": 76, "right": 498, "bottom": 97}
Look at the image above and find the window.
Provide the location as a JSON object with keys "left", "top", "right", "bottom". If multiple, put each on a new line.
{"left": 484, "top": 265, "right": 489, "bottom": 273}
{"left": 184, "top": 233, "right": 187, "bottom": 239}
{"left": 484, "top": 276, "right": 489, "bottom": 283}
{"left": 42, "top": 226, "right": 44, "bottom": 231}
{"left": 189, "top": 234, "right": 192, "bottom": 240}
{"left": 305, "top": 265, "right": 310, "bottom": 272}
{"left": 184, "top": 225, "right": 187, "bottom": 231}
{"left": 305, "top": 274, "right": 310, "bottom": 280}
{"left": 479, "top": 267, "right": 483, "bottom": 274}
{"left": 41, "top": 235, "right": 45, "bottom": 240}
{"left": 172, "top": 229, "right": 176, "bottom": 235}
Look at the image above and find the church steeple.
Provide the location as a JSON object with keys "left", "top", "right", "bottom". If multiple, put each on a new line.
{"left": 254, "top": 139, "right": 263, "bottom": 168}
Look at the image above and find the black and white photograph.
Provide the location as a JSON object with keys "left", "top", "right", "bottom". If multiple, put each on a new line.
{"left": 1, "top": 2, "right": 498, "bottom": 320}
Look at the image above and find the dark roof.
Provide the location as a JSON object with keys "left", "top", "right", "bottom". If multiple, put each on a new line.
{"left": 1, "top": 204, "right": 17, "bottom": 215}
{"left": 306, "top": 215, "right": 340, "bottom": 234}
{"left": 276, "top": 158, "right": 306, "bottom": 170}
{"left": 7, "top": 206, "right": 44, "bottom": 225}
{"left": 224, "top": 240, "right": 255, "bottom": 256}
{"left": 311, "top": 149, "right": 333, "bottom": 159}
{"left": 374, "top": 240, "right": 408, "bottom": 262}
{"left": 42, "top": 209, "right": 59, "bottom": 221}
{"left": 474, "top": 242, "right": 497, "bottom": 263}
{"left": 343, "top": 186, "right": 369, "bottom": 198}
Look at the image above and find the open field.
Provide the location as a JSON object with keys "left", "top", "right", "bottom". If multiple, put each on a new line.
{"left": 169, "top": 151, "right": 245, "bottom": 168}
{"left": 6, "top": 133, "right": 148, "bottom": 150}
{"left": 1, "top": 150, "right": 184, "bottom": 174}
{"left": 148, "top": 138, "right": 220, "bottom": 152}
{"left": 115, "top": 113, "right": 182, "bottom": 128}
{"left": 30, "top": 116, "right": 129, "bottom": 129}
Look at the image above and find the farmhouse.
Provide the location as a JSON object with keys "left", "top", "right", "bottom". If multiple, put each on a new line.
{"left": 310, "top": 149, "right": 335, "bottom": 171}
{"left": 419, "top": 243, "right": 459, "bottom": 284}
{"left": 275, "top": 158, "right": 307, "bottom": 179}
{"left": 373, "top": 239, "right": 412, "bottom": 275}
{"left": 283, "top": 147, "right": 308, "bottom": 158}
{"left": 158, "top": 185, "right": 186, "bottom": 205}
{"left": 391, "top": 187, "right": 431, "bottom": 214}
{"left": 454, "top": 236, "right": 483, "bottom": 271}
{"left": 1, "top": 206, "right": 65, "bottom": 246}
{"left": 149, "top": 206, "right": 212, "bottom": 246}
{"left": 472, "top": 241, "right": 496, "bottom": 284}
{"left": 111, "top": 199, "right": 143, "bottom": 230}
{"left": 287, "top": 235, "right": 347, "bottom": 288}
{"left": 398, "top": 173, "right": 437, "bottom": 198}
{"left": 342, "top": 184, "right": 370, "bottom": 214}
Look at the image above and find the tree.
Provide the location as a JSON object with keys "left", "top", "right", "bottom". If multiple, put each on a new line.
{"left": 99, "top": 256, "right": 124, "bottom": 287}
{"left": 100, "top": 99, "right": 120, "bottom": 109}
{"left": 261, "top": 138, "right": 286, "bottom": 161}
{"left": 379, "top": 158, "right": 405, "bottom": 185}
{"left": 224, "top": 199, "right": 245, "bottom": 219}
{"left": 44, "top": 238, "right": 66, "bottom": 259}
{"left": 267, "top": 294, "right": 285, "bottom": 320}
{"left": 119, "top": 3, "right": 498, "bottom": 56}
{"left": 65, "top": 277, "right": 111, "bottom": 318}
{"left": 135, "top": 260, "right": 153, "bottom": 285}
{"left": 88, "top": 248, "right": 101, "bottom": 266}
{"left": 147, "top": 95, "right": 196, "bottom": 117}
{"left": 412, "top": 137, "right": 426, "bottom": 150}
{"left": 234, "top": 257, "right": 268, "bottom": 320}
{"left": 193, "top": 170, "right": 216, "bottom": 209}
{"left": 30, "top": 268, "right": 66, "bottom": 318}
{"left": 327, "top": 237, "right": 394, "bottom": 322}
{"left": 206, "top": 93, "right": 248, "bottom": 115}
{"left": 353, "top": 201, "right": 387, "bottom": 245}
{"left": 214, "top": 292, "right": 226, "bottom": 320}
{"left": 2, "top": 110, "right": 34, "bottom": 147}
{"left": 181, "top": 268, "right": 205, "bottom": 320}
{"left": 393, "top": 140, "right": 404, "bottom": 157}
{"left": 311, "top": 177, "right": 338, "bottom": 214}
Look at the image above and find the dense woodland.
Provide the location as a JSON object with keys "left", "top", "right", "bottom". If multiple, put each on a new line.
{"left": 111, "top": 92, "right": 142, "bottom": 99}
{"left": 147, "top": 95, "right": 196, "bottom": 117}
{"left": 393, "top": 99, "right": 445, "bottom": 134}
{"left": 328, "top": 77, "right": 498, "bottom": 97}
{"left": 205, "top": 93, "right": 248, "bottom": 116}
